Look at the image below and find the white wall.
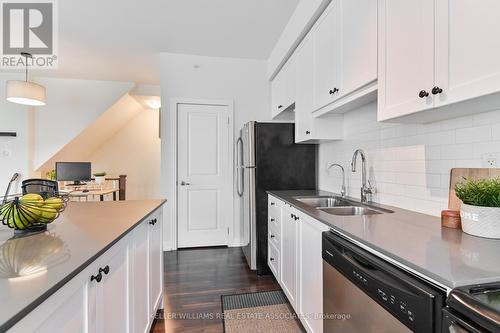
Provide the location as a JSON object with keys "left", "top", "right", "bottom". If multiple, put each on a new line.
{"left": 33, "top": 78, "right": 133, "bottom": 170}
{"left": 318, "top": 102, "right": 500, "bottom": 216}
{"left": 0, "top": 75, "right": 32, "bottom": 195}
{"left": 160, "top": 52, "right": 271, "bottom": 250}
{"left": 88, "top": 109, "right": 161, "bottom": 200}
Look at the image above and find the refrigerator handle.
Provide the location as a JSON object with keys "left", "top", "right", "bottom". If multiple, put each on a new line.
{"left": 236, "top": 137, "right": 244, "bottom": 197}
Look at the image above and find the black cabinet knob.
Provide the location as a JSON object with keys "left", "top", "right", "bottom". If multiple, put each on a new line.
{"left": 278, "top": 105, "right": 283, "bottom": 109}
{"left": 270, "top": 234, "right": 275, "bottom": 238}
{"left": 294, "top": 216, "right": 299, "bottom": 221}
{"left": 329, "top": 88, "right": 339, "bottom": 95}
{"left": 270, "top": 218, "right": 275, "bottom": 222}
{"left": 270, "top": 202, "right": 275, "bottom": 206}
{"left": 291, "top": 213, "right": 294, "bottom": 218}
{"left": 149, "top": 218, "right": 157, "bottom": 225}
{"left": 270, "top": 257, "right": 275, "bottom": 262}
{"left": 419, "top": 90, "right": 429, "bottom": 98}
{"left": 431, "top": 86, "right": 443, "bottom": 95}
{"left": 305, "top": 130, "right": 311, "bottom": 135}
{"left": 91, "top": 272, "right": 102, "bottom": 283}
{"left": 99, "top": 265, "right": 110, "bottom": 275}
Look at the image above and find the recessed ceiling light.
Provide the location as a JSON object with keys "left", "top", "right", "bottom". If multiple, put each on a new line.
{"left": 147, "top": 99, "right": 161, "bottom": 109}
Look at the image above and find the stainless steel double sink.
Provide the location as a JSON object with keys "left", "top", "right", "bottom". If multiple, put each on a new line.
{"left": 293, "top": 196, "right": 393, "bottom": 216}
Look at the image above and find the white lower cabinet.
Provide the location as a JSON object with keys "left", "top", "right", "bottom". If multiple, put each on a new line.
{"left": 268, "top": 196, "right": 328, "bottom": 333}
{"left": 149, "top": 210, "right": 163, "bottom": 317}
{"left": 90, "top": 239, "right": 130, "bottom": 333}
{"left": 298, "top": 214, "right": 329, "bottom": 333}
{"left": 280, "top": 205, "right": 299, "bottom": 309}
{"left": 9, "top": 208, "right": 163, "bottom": 333}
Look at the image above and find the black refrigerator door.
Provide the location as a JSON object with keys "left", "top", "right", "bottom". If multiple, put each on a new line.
{"left": 254, "top": 122, "right": 317, "bottom": 275}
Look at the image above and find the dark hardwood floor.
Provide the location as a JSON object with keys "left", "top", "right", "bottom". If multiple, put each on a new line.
{"left": 151, "top": 247, "right": 280, "bottom": 333}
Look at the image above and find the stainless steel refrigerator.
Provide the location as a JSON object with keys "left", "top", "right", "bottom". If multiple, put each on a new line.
{"left": 236, "top": 121, "right": 317, "bottom": 275}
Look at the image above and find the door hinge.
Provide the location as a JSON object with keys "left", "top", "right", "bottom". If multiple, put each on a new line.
{"left": 227, "top": 227, "right": 230, "bottom": 235}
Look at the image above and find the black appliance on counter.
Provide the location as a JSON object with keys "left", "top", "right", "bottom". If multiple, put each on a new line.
{"left": 236, "top": 122, "right": 317, "bottom": 275}
{"left": 443, "top": 282, "right": 500, "bottom": 332}
{"left": 322, "top": 231, "right": 445, "bottom": 332}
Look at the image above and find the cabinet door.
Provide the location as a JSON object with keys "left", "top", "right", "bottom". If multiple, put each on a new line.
{"left": 435, "top": 0, "right": 500, "bottom": 107}
{"left": 280, "top": 206, "right": 298, "bottom": 310}
{"left": 295, "top": 35, "right": 315, "bottom": 142}
{"left": 313, "top": 1, "right": 340, "bottom": 111}
{"left": 377, "top": 0, "right": 435, "bottom": 121}
{"left": 339, "top": 0, "right": 377, "bottom": 96}
{"left": 95, "top": 242, "right": 130, "bottom": 333}
{"left": 132, "top": 221, "right": 150, "bottom": 333}
{"left": 283, "top": 57, "right": 296, "bottom": 110}
{"left": 10, "top": 272, "right": 89, "bottom": 333}
{"left": 271, "top": 71, "right": 285, "bottom": 117}
{"left": 149, "top": 211, "right": 163, "bottom": 316}
{"left": 298, "top": 216, "right": 329, "bottom": 333}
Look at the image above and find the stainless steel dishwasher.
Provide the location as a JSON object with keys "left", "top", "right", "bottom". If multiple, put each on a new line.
{"left": 322, "top": 231, "right": 444, "bottom": 332}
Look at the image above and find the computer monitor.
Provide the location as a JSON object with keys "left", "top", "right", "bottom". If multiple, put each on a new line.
{"left": 56, "top": 162, "right": 92, "bottom": 185}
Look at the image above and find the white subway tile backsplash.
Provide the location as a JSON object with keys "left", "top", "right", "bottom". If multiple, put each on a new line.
{"left": 319, "top": 104, "right": 500, "bottom": 217}
{"left": 440, "top": 143, "right": 474, "bottom": 159}
{"left": 456, "top": 125, "right": 492, "bottom": 143}
{"left": 492, "top": 124, "right": 500, "bottom": 140}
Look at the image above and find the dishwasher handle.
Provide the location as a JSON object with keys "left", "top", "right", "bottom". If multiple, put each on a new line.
{"left": 323, "top": 234, "right": 422, "bottom": 299}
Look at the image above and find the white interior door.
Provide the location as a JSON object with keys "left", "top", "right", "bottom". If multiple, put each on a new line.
{"left": 177, "top": 103, "right": 231, "bottom": 247}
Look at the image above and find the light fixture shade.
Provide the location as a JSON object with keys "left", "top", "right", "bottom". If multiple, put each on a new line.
{"left": 6, "top": 80, "right": 46, "bottom": 106}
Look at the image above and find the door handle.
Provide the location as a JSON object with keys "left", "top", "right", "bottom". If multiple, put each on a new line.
{"left": 180, "top": 181, "right": 191, "bottom": 186}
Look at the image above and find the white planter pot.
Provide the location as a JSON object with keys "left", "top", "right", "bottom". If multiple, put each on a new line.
{"left": 94, "top": 176, "right": 105, "bottom": 185}
{"left": 460, "top": 204, "right": 500, "bottom": 239}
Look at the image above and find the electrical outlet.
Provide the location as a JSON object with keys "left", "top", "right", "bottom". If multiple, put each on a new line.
{"left": 482, "top": 154, "right": 498, "bottom": 168}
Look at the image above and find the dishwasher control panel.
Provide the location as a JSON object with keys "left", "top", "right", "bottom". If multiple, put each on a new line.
{"left": 323, "top": 231, "right": 445, "bottom": 333}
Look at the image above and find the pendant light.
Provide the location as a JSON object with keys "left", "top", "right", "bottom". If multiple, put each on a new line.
{"left": 6, "top": 52, "right": 46, "bottom": 106}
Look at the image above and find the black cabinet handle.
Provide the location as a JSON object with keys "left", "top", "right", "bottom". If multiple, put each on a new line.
{"left": 419, "top": 90, "right": 429, "bottom": 98}
{"left": 305, "top": 130, "right": 311, "bottom": 135}
{"left": 270, "top": 218, "right": 275, "bottom": 222}
{"left": 149, "top": 218, "right": 157, "bottom": 225}
{"left": 270, "top": 202, "right": 275, "bottom": 206}
{"left": 431, "top": 86, "right": 443, "bottom": 95}
{"left": 294, "top": 216, "right": 299, "bottom": 221}
{"left": 278, "top": 105, "right": 283, "bottom": 109}
{"left": 99, "top": 265, "right": 110, "bottom": 275}
{"left": 329, "top": 88, "right": 339, "bottom": 95}
{"left": 91, "top": 272, "right": 102, "bottom": 283}
{"left": 270, "top": 257, "right": 275, "bottom": 262}
{"left": 270, "top": 234, "right": 275, "bottom": 238}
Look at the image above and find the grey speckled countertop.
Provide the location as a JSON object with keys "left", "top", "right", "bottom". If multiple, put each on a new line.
{"left": 268, "top": 190, "right": 500, "bottom": 291}
{"left": 0, "top": 199, "right": 166, "bottom": 332}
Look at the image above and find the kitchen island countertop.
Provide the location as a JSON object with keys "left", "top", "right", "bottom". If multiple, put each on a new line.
{"left": 0, "top": 199, "right": 165, "bottom": 332}
{"left": 268, "top": 190, "right": 500, "bottom": 292}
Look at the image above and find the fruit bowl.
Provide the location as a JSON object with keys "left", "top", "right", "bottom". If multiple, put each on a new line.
{"left": 0, "top": 193, "right": 68, "bottom": 234}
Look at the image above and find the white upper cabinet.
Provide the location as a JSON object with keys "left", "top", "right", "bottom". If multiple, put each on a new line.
{"left": 434, "top": 0, "right": 500, "bottom": 108}
{"left": 339, "top": 0, "right": 377, "bottom": 95}
{"left": 313, "top": 2, "right": 340, "bottom": 111}
{"left": 271, "top": 57, "right": 296, "bottom": 119}
{"left": 378, "top": 0, "right": 435, "bottom": 121}
{"left": 379, "top": 0, "right": 500, "bottom": 122}
{"left": 295, "top": 35, "right": 315, "bottom": 143}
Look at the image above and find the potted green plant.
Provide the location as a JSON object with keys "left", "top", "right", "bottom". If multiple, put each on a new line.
{"left": 93, "top": 172, "right": 107, "bottom": 185}
{"left": 455, "top": 178, "right": 500, "bottom": 239}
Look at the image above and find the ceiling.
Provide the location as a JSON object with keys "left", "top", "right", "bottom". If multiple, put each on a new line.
{"left": 31, "top": 0, "right": 299, "bottom": 84}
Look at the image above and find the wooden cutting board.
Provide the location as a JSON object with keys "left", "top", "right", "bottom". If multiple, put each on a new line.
{"left": 448, "top": 168, "right": 500, "bottom": 210}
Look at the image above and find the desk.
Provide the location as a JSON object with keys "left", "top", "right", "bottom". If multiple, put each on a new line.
{"left": 64, "top": 188, "right": 120, "bottom": 201}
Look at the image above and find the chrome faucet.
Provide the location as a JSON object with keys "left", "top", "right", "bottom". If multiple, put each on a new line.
{"left": 327, "top": 163, "right": 346, "bottom": 197}
{"left": 351, "top": 149, "right": 373, "bottom": 203}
